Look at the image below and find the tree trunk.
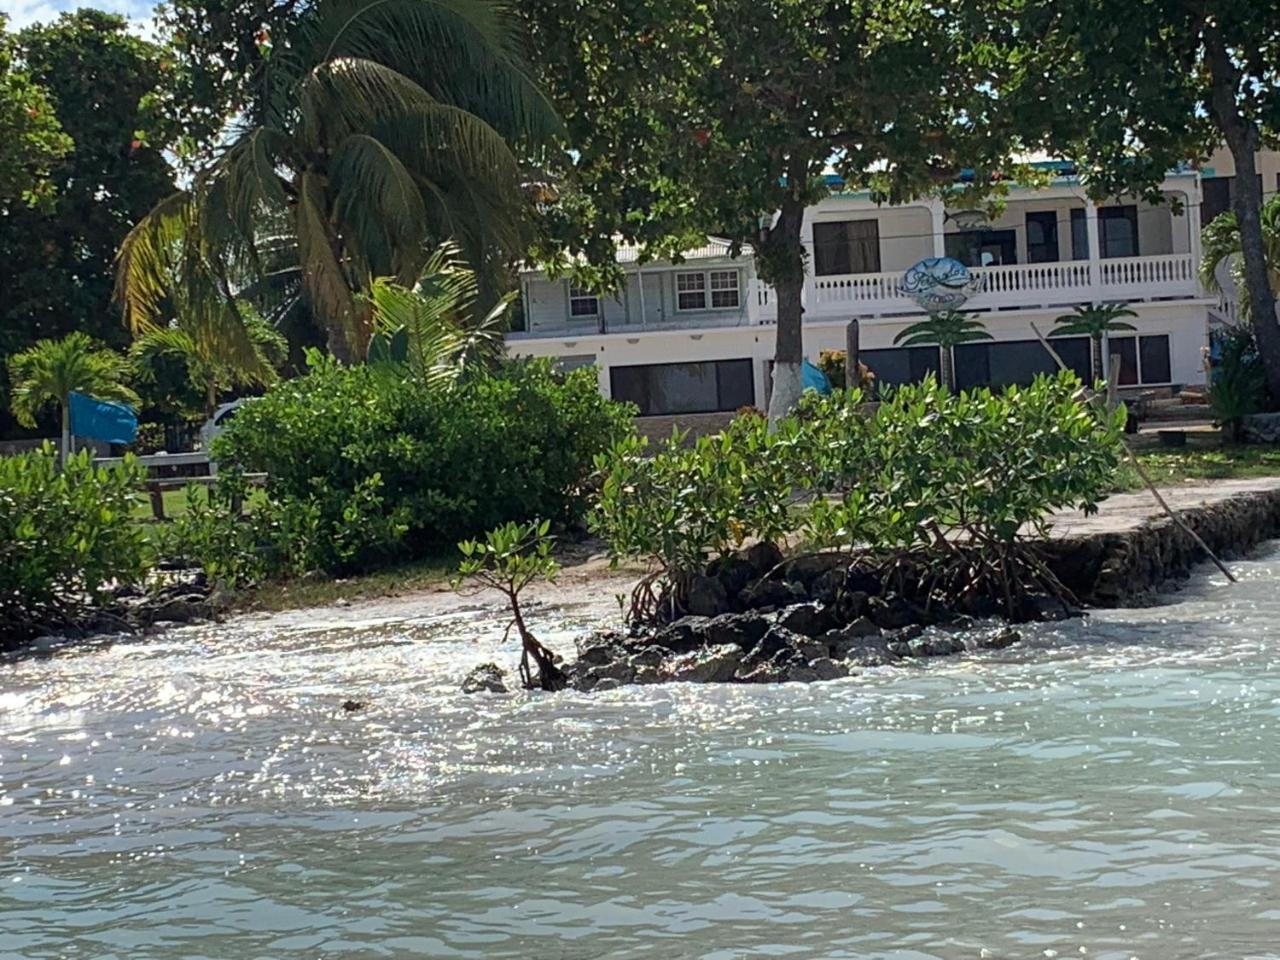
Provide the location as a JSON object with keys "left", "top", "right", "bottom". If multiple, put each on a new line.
{"left": 511, "top": 602, "right": 565, "bottom": 691}
{"left": 764, "top": 195, "right": 808, "bottom": 425}
{"left": 1092, "top": 336, "right": 1105, "bottom": 386}
{"left": 205, "top": 378, "right": 218, "bottom": 420}
{"left": 1205, "top": 26, "right": 1280, "bottom": 401}
{"left": 327, "top": 324, "right": 355, "bottom": 364}
{"left": 939, "top": 346, "right": 954, "bottom": 392}
{"left": 844, "top": 319, "right": 860, "bottom": 390}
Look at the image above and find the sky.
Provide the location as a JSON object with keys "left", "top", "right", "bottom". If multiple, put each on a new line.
{"left": 4, "top": 0, "right": 155, "bottom": 32}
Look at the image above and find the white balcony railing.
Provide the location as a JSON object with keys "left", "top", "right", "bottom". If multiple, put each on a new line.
{"left": 1098, "top": 253, "right": 1195, "bottom": 292}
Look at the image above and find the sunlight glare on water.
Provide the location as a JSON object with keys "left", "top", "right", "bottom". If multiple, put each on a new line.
{"left": 4, "top": 552, "right": 1280, "bottom": 959}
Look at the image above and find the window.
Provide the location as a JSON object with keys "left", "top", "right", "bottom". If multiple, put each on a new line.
{"left": 676, "top": 271, "right": 740, "bottom": 311}
{"left": 1070, "top": 208, "right": 1089, "bottom": 260}
{"left": 1109, "top": 334, "right": 1172, "bottom": 385}
{"left": 954, "top": 337, "right": 1091, "bottom": 391}
{"left": 1202, "top": 174, "right": 1265, "bottom": 226}
{"left": 710, "top": 270, "right": 740, "bottom": 308}
{"left": 569, "top": 285, "right": 599, "bottom": 318}
{"left": 610, "top": 359, "right": 755, "bottom": 415}
{"left": 1099, "top": 205, "right": 1139, "bottom": 258}
{"left": 860, "top": 347, "right": 939, "bottom": 393}
{"left": 813, "top": 220, "right": 881, "bottom": 275}
{"left": 945, "top": 229, "right": 1017, "bottom": 267}
{"left": 554, "top": 354, "right": 596, "bottom": 373}
{"left": 1026, "top": 211, "right": 1060, "bottom": 263}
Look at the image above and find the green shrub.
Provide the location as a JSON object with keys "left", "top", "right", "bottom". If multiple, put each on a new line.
{"left": 1210, "top": 331, "right": 1266, "bottom": 442}
{"left": 213, "top": 357, "right": 633, "bottom": 568}
{"left": 592, "top": 372, "right": 1124, "bottom": 618}
{"left": 0, "top": 446, "right": 149, "bottom": 636}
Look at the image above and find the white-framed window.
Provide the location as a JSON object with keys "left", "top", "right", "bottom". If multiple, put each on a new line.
{"left": 676, "top": 270, "right": 740, "bottom": 311}
{"left": 710, "top": 270, "right": 740, "bottom": 308}
{"left": 569, "top": 284, "right": 599, "bottom": 318}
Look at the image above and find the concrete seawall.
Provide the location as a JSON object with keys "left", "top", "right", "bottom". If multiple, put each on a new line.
{"left": 1042, "top": 479, "right": 1280, "bottom": 606}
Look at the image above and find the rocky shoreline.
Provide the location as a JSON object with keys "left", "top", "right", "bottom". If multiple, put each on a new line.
{"left": 465, "top": 484, "right": 1280, "bottom": 694}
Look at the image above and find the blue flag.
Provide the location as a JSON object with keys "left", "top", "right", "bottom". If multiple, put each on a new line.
{"left": 802, "top": 358, "right": 832, "bottom": 395}
{"left": 68, "top": 391, "right": 138, "bottom": 444}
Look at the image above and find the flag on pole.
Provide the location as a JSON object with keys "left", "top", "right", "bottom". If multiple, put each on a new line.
{"left": 68, "top": 391, "right": 138, "bottom": 444}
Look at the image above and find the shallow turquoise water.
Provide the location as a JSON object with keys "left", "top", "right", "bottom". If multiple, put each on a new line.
{"left": 4, "top": 552, "right": 1280, "bottom": 959}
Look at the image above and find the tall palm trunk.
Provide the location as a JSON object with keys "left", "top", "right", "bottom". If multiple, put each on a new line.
{"left": 59, "top": 400, "right": 70, "bottom": 465}
{"left": 939, "top": 346, "right": 955, "bottom": 392}
{"left": 1091, "top": 335, "right": 1104, "bottom": 385}
{"left": 1206, "top": 26, "right": 1280, "bottom": 400}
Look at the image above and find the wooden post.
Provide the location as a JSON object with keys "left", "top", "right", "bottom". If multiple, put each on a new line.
{"left": 148, "top": 484, "right": 166, "bottom": 521}
{"left": 844, "top": 318, "right": 860, "bottom": 389}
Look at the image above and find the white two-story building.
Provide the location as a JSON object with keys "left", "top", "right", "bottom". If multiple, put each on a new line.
{"left": 510, "top": 150, "right": 1280, "bottom": 423}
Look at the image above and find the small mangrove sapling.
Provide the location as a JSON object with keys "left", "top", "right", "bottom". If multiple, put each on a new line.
{"left": 454, "top": 519, "right": 566, "bottom": 690}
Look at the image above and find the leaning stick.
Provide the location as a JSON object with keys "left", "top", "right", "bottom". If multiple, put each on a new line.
{"left": 1028, "top": 321, "right": 1237, "bottom": 584}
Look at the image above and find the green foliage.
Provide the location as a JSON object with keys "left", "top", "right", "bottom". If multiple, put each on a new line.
{"left": 0, "top": 446, "right": 149, "bottom": 635}
{"left": 121, "top": 0, "right": 558, "bottom": 362}
{"left": 892, "top": 311, "right": 990, "bottom": 391}
{"left": 1210, "top": 332, "right": 1266, "bottom": 442}
{"left": 455, "top": 518, "right": 559, "bottom": 599}
{"left": 214, "top": 358, "right": 634, "bottom": 563}
{"left": 1, "top": 11, "right": 176, "bottom": 434}
{"left": 1199, "top": 193, "right": 1280, "bottom": 323}
{"left": 0, "top": 14, "right": 71, "bottom": 211}
{"left": 7, "top": 332, "right": 139, "bottom": 430}
{"left": 1050, "top": 302, "right": 1138, "bottom": 339}
{"left": 592, "top": 371, "right": 1125, "bottom": 581}
{"left": 363, "top": 244, "right": 511, "bottom": 387}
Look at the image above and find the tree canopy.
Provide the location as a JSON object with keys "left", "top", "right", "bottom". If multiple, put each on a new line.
{"left": 0, "top": 14, "right": 71, "bottom": 212}
{"left": 522, "top": 0, "right": 1056, "bottom": 417}
{"left": 0, "top": 11, "right": 176, "bottom": 433}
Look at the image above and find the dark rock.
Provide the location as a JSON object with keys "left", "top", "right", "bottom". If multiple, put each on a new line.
{"left": 633, "top": 665, "right": 664, "bottom": 684}
{"left": 844, "top": 567, "right": 883, "bottom": 595}
{"left": 1018, "top": 592, "right": 1083, "bottom": 622}
{"left": 576, "top": 635, "right": 623, "bottom": 666}
{"left": 146, "top": 596, "right": 209, "bottom": 625}
{"left": 744, "top": 541, "right": 785, "bottom": 577}
{"left": 866, "top": 594, "right": 921, "bottom": 629}
{"left": 908, "top": 634, "right": 966, "bottom": 658}
{"left": 629, "top": 645, "right": 668, "bottom": 668}
{"left": 651, "top": 616, "right": 710, "bottom": 652}
{"left": 755, "top": 624, "right": 806, "bottom": 660}
{"left": 341, "top": 699, "right": 367, "bottom": 712}
{"left": 735, "top": 660, "right": 789, "bottom": 683}
{"left": 968, "top": 626, "right": 1022, "bottom": 651}
{"left": 686, "top": 573, "right": 730, "bottom": 617}
{"left": 704, "top": 611, "right": 771, "bottom": 649}
{"left": 785, "top": 553, "right": 847, "bottom": 587}
{"left": 808, "top": 657, "right": 847, "bottom": 681}
{"left": 461, "top": 663, "right": 508, "bottom": 694}
{"left": 784, "top": 664, "right": 821, "bottom": 683}
{"left": 886, "top": 640, "right": 913, "bottom": 658}
{"left": 775, "top": 602, "right": 839, "bottom": 638}
{"left": 665, "top": 644, "right": 743, "bottom": 683}
{"left": 742, "top": 579, "right": 804, "bottom": 610}
{"left": 809, "top": 567, "right": 847, "bottom": 604}
{"left": 711, "top": 555, "right": 756, "bottom": 598}
{"left": 591, "top": 677, "right": 625, "bottom": 692}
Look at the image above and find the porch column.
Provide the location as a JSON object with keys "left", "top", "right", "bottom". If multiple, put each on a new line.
{"left": 1085, "top": 200, "right": 1102, "bottom": 301}
{"left": 1186, "top": 187, "right": 1203, "bottom": 293}
{"left": 927, "top": 200, "right": 946, "bottom": 258}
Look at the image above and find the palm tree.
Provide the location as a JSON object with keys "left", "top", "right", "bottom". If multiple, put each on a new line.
{"left": 117, "top": 0, "right": 558, "bottom": 363}
{"left": 1049, "top": 301, "right": 1137, "bottom": 383}
{"left": 364, "top": 244, "right": 510, "bottom": 389}
{"left": 893, "top": 310, "right": 992, "bottom": 391}
{"left": 131, "top": 307, "right": 288, "bottom": 419}
{"left": 1200, "top": 193, "right": 1280, "bottom": 324}
{"left": 7, "top": 332, "right": 140, "bottom": 461}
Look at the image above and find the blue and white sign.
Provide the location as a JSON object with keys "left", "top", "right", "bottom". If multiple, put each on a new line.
{"left": 899, "top": 257, "right": 982, "bottom": 313}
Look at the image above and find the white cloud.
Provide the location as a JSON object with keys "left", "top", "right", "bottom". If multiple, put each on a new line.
{"left": 4, "top": 0, "right": 156, "bottom": 35}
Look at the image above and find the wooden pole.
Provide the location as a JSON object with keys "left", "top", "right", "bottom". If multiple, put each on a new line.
{"left": 1029, "top": 321, "right": 1236, "bottom": 584}
{"left": 1107, "top": 353, "right": 1121, "bottom": 411}
{"left": 844, "top": 319, "right": 860, "bottom": 389}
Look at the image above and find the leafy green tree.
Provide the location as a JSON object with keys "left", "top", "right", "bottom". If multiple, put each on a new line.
{"left": 1038, "top": 0, "right": 1280, "bottom": 398}
{"left": 522, "top": 0, "right": 1048, "bottom": 421}
{"left": 455, "top": 519, "right": 565, "bottom": 690}
{"left": 0, "top": 11, "right": 175, "bottom": 435}
{"left": 1210, "top": 331, "right": 1266, "bottom": 443}
{"left": 120, "top": 0, "right": 558, "bottom": 363}
{"left": 892, "top": 311, "right": 992, "bottom": 392}
{"left": 1200, "top": 193, "right": 1280, "bottom": 325}
{"left": 1050, "top": 302, "right": 1137, "bottom": 383}
{"left": 0, "top": 14, "right": 70, "bottom": 211}
{"left": 7, "top": 332, "right": 140, "bottom": 460}
{"left": 131, "top": 307, "right": 287, "bottom": 419}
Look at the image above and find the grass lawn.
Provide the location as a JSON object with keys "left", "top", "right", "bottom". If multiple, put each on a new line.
{"left": 230, "top": 554, "right": 457, "bottom": 613}
{"left": 130, "top": 485, "right": 268, "bottom": 521}
{"left": 1125, "top": 432, "right": 1280, "bottom": 488}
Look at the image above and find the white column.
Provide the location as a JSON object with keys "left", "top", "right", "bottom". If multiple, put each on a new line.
{"left": 927, "top": 200, "right": 946, "bottom": 258}
{"left": 1085, "top": 200, "right": 1102, "bottom": 301}
{"left": 1186, "top": 187, "right": 1203, "bottom": 294}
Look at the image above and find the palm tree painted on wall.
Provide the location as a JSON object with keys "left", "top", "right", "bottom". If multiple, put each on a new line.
{"left": 1049, "top": 301, "right": 1137, "bottom": 384}
{"left": 893, "top": 310, "right": 992, "bottom": 392}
